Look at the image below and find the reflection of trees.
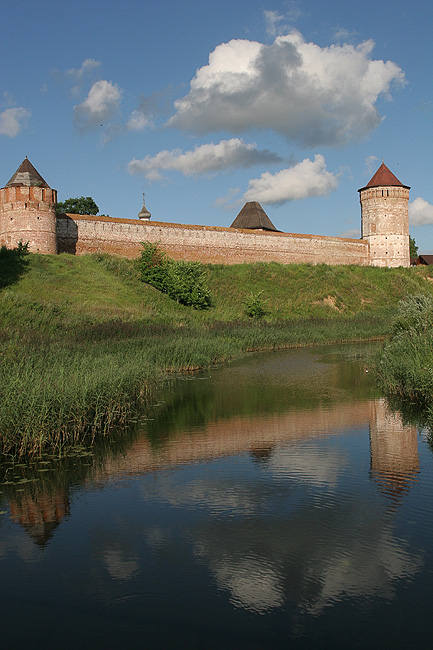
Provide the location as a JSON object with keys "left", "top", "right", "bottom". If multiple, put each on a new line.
{"left": 0, "top": 341, "right": 424, "bottom": 588}
{"left": 250, "top": 445, "right": 274, "bottom": 464}
{"left": 144, "top": 344, "right": 379, "bottom": 446}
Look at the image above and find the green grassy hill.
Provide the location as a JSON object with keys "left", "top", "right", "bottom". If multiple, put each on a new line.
{"left": 2, "top": 252, "right": 433, "bottom": 331}
{"left": 2, "top": 251, "right": 433, "bottom": 456}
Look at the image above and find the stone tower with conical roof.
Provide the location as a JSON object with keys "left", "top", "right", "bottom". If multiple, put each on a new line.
{"left": 359, "top": 162, "right": 410, "bottom": 267}
{"left": 0, "top": 157, "right": 57, "bottom": 254}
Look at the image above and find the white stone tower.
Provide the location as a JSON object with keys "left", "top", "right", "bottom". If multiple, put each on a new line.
{"left": 359, "top": 162, "right": 410, "bottom": 267}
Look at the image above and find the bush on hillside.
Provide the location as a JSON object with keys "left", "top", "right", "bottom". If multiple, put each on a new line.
{"left": 243, "top": 290, "right": 268, "bottom": 319}
{"left": 0, "top": 241, "right": 29, "bottom": 289}
{"left": 138, "top": 241, "right": 211, "bottom": 309}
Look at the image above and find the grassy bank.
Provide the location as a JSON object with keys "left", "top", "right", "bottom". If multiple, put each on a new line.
{"left": 376, "top": 294, "right": 433, "bottom": 421}
{"left": 2, "top": 250, "right": 433, "bottom": 456}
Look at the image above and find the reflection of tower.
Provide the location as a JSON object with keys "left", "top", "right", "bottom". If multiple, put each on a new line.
{"left": 369, "top": 398, "right": 419, "bottom": 503}
{"left": 9, "top": 491, "right": 70, "bottom": 547}
{"left": 138, "top": 193, "right": 151, "bottom": 220}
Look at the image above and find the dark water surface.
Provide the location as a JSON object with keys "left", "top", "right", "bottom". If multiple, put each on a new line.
{"left": 1, "top": 344, "right": 433, "bottom": 649}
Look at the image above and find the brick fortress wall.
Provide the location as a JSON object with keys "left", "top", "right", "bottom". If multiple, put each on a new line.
{"left": 56, "top": 213, "right": 369, "bottom": 265}
{"left": 0, "top": 185, "right": 57, "bottom": 254}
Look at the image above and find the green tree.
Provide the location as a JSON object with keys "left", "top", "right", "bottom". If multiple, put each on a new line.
{"left": 409, "top": 236, "right": 418, "bottom": 258}
{"left": 56, "top": 197, "right": 99, "bottom": 215}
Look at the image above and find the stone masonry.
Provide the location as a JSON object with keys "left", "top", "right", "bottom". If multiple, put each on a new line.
{"left": 359, "top": 163, "right": 410, "bottom": 267}
{"left": 0, "top": 158, "right": 410, "bottom": 267}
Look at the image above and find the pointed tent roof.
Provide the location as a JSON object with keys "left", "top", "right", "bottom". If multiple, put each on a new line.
{"left": 230, "top": 201, "right": 278, "bottom": 231}
{"left": 358, "top": 162, "right": 410, "bottom": 192}
{"left": 5, "top": 156, "right": 50, "bottom": 189}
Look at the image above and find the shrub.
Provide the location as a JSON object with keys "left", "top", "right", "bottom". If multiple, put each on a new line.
{"left": 139, "top": 241, "right": 168, "bottom": 292}
{"left": 0, "top": 241, "right": 29, "bottom": 289}
{"left": 243, "top": 290, "right": 268, "bottom": 319}
{"left": 165, "top": 260, "right": 212, "bottom": 309}
{"left": 138, "top": 242, "right": 211, "bottom": 309}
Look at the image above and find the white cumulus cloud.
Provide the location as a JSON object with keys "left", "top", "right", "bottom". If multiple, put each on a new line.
{"left": 409, "top": 197, "right": 433, "bottom": 226}
{"left": 73, "top": 80, "right": 122, "bottom": 131}
{"left": 168, "top": 31, "right": 405, "bottom": 146}
{"left": 242, "top": 154, "right": 339, "bottom": 205}
{"left": 126, "top": 109, "right": 152, "bottom": 132}
{"left": 67, "top": 58, "right": 101, "bottom": 79}
{"left": 0, "top": 107, "right": 31, "bottom": 137}
{"left": 127, "top": 138, "right": 282, "bottom": 181}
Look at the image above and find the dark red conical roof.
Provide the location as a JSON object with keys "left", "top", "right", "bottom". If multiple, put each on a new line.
{"left": 358, "top": 162, "right": 410, "bottom": 192}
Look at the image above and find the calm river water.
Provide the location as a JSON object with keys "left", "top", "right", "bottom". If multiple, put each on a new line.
{"left": 1, "top": 344, "right": 433, "bottom": 649}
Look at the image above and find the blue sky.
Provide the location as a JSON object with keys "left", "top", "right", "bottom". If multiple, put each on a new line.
{"left": 2, "top": 0, "right": 433, "bottom": 251}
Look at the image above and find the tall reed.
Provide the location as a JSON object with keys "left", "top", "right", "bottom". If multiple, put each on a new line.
{"left": 2, "top": 252, "right": 433, "bottom": 457}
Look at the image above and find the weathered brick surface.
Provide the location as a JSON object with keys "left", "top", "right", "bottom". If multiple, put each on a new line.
{"left": 0, "top": 186, "right": 57, "bottom": 254}
{"left": 56, "top": 214, "right": 369, "bottom": 265}
{"left": 360, "top": 186, "right": 410, "bottom": 267}
{"left": 2, "top": 179, "right": 411, "bottom": 267}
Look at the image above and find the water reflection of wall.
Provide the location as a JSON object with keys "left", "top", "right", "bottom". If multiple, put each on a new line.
{"left": 92, "top": 398, "right": 419, "bottom": 499}
{"left": 7, "top": 397, "right": 420, "bottom": 547}
{"left": 135, "top": 398, "right": 422, "bottom": 615}
{"left": 95, "top": 400, "right": 373, "bottom": 479}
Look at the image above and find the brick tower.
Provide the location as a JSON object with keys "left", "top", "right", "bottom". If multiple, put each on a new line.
{"left": 0, "top": 157, "right": 57, "bottom": 254}
{"left": 359, "top": 162, "right": 410, "bottom": 267}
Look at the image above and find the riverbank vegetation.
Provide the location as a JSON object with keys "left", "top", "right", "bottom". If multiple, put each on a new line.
{"left": 376, "top": 293, "right": 433, "bottom": 425}
{"left": 2, "top": 248, "right": 433, "bottom": 456}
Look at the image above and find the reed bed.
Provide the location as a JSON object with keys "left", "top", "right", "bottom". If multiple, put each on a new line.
{"left": 1, "top": 317, "right": 388, "bottom": 457}
{"left": 376, "top": 294, "right": 433, "bottom": 407}
{"left": 2, "top": 252, "right": 433, "bottom": 457}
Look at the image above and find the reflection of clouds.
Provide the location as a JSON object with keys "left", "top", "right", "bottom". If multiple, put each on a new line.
{"left": 137, "top": 434, "right": 423, "bottom": 615}
{"left": 213, "top": 556, "right": 284, "bottom": 613}
{"left": 193, "top": 515, "right": 423, "bottom": 615}
{"left": 103, "top": 547, "right": 139, "bottom": 582}
{"left": 268, "top": 445, "right": 347, "bottom": 487}
{"left": 144, "top": 525, "right": 168, "bottom": 551}
{"left": 309, "top": 527, "right": 422, "bottom": 614}
{"left": 142, "top": 475, "right": 260, "bottom": 517}
{"left": 189, "top": 488, "right": 423, "bottom": 615}
{"left": 140, "top": 443, "right": 347, "bottom": 516}
{"left": 0, "top": 532, "right": 42, "bottom": 563}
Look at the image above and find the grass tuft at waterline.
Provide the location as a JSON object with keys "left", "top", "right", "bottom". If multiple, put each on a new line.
{"left": 2, "top": 251, "right": 433, "bottom": 457}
